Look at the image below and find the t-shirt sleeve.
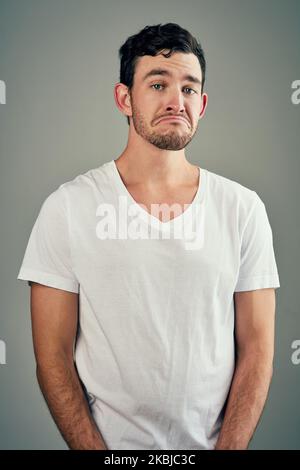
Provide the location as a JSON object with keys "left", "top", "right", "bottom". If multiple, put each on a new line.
{"left": 234, "top": 193, "right": 280, "bottom": 292}
{"left": 17, "top": 186, "right": 79, "bottom": 293}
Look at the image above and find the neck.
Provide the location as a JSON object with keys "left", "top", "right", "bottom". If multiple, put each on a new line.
{"left": 114, "top": 148, "right": 196, "bottom": 187}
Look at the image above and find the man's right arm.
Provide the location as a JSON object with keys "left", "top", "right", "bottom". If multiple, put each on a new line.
{"left": 30, "top": 282, "right": 108, "bottom": 450}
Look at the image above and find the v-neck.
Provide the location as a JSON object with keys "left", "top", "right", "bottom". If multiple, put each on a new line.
{"left": 109, "top": 159, "right": 206, "bottom": 233}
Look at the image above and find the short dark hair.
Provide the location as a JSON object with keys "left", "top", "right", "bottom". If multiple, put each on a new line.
{"left": 118, "top": 23, "right": 206, "bottom": 125}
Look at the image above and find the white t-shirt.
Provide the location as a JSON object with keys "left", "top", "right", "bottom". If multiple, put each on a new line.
{"left": 17, "top": 159, "right": 280, "bottom": 450}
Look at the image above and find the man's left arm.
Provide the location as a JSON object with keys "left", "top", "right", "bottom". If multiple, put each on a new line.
{"left": 215, "top": 287, "right": 276, "bottom": 450}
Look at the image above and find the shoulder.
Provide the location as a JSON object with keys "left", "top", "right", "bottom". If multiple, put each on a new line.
{"left": 60, "top": 160, "right": 112, "bottom": 194}
{"left": 43, "top": 160, "right": 113, "bottom": 208}
{"left": 204, "top": 167, "right": 263, "bottom": 215}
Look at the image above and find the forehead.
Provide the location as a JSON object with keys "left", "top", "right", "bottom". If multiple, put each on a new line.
{"left": 134, "top": 51, "right": 202, "bottom": 82}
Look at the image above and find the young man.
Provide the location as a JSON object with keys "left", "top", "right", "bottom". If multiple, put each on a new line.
{"left": 17, "top": 23, "right": 280, "bottom": 450}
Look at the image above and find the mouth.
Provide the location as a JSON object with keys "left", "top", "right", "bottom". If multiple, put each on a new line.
{"left": 157, "top": 116, "right": 189, "bottom": 126}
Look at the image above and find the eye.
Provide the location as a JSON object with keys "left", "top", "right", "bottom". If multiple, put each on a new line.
{"left": 151, "top": 83, "right": 164, "bottom": 91}
{"left": 151, "top": 84, "right": 196, "bottom": 94}
{"left": 183, "top": 87, "right": 197, "bottom": 95}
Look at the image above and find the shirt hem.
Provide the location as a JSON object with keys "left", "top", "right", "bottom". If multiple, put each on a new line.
{"left": 17, "top": 267, "right": 79, "bottom": 293}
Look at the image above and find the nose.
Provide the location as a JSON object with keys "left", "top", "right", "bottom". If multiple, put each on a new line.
{"left": 165, "top": 86, "right": 186, "bottom": 115}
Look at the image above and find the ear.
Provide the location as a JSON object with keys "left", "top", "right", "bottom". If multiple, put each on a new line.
{"left": 199, "top": 92, "right": 208, "bottom": 118}
{"left": 114, "top": 83, "right": 132, "bottom": 119}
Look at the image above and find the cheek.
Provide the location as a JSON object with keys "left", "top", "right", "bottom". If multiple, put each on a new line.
{"left": 133, "top": 93, "right": 155, "bottom": 115}
{"left": 192, "top": 108, "right": 201, "bottom": 124}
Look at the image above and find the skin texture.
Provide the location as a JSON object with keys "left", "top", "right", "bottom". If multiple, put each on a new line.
{"left": 215, "top": 288, "right": 276, "bottom": 449}
{"left": 31, "top": 50, "right": 276, "bottom": 450}
{"left": 31, "top": 283, "right": 107, "bottom": 450}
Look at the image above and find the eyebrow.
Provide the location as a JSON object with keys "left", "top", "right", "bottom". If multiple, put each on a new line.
{"left": 142, "top": 68, "right": 202, "bottom": 87}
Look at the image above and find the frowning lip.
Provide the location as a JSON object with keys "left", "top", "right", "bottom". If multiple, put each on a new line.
{"left": 156, "top": 115, "right": 189, "bottom": 125}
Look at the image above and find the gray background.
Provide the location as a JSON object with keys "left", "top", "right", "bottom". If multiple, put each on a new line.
{"left": 0, "top": 0, "right": 299, "bottom": 449}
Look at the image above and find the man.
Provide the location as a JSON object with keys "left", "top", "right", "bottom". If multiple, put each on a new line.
{"left": 17, "top": 23, "right": 280, "bottom": 450}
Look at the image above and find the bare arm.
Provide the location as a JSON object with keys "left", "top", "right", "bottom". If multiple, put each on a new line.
{"left": 30, "top": 282, "right": 108, "bottom": 450}
{"left": 215, "top": 288, "right": 276, "bottom": 450}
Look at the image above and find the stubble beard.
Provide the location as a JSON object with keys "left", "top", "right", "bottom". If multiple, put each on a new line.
{"left": 130, "top": 101, "right": 197, "bottom": 151}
